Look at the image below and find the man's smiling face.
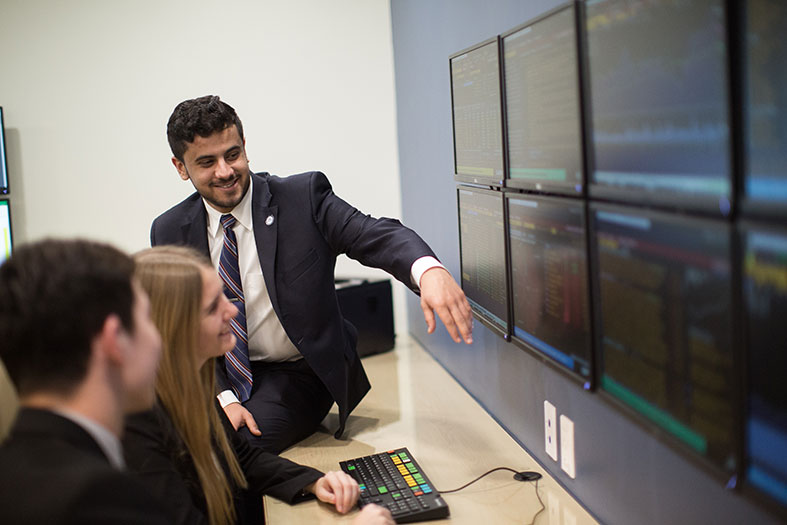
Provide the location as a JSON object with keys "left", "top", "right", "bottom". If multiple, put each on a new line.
{"left": 172, "top": 125, "right": 251, "bottom": 213}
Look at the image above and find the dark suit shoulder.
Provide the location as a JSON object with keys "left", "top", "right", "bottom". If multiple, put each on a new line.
{"left": 0, "top": 412, "right": 170, "bottom": 524}
{"left": 264, "top": 170, "right": 329, "bottom": 195}
{"left": 150, "top": 192, "right": 202, "bottom": 246}
{"left": 123, "top": 405, "right": 210, "bottom": 525}
{"left": 124, "top": 404, "right": 176, "bottom": 449}
{"left": 153, "top": 191, "right": 202, "bottom": 225}
{"left": 150, "top": 191, "right": 208, "bottom": 249}
{"left": 123, "top": 404, "right": 192, "bottom": 476}
{"left": 265, "top": 171, "right": 342, "bottom": 227}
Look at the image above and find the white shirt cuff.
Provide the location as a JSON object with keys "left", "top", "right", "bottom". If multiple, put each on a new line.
{"left": 217, "top": 390, "right": 240, "bottom": 408}
{"left": 410, "top": 256, "right": 446, "bottom": 289}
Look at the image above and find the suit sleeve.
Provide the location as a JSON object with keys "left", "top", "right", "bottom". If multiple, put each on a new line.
{"left": 222, "top": 407, "right": 323, "bottom": 503}
{"left": 308, "top": 171, "right": 436, "bottom": 293}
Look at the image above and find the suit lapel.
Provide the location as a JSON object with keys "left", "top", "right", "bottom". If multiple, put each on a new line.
{"left": 182, "top": 198, "right": 210, "bottom": 258}
{"left": 250, "top": 173, "right": 281, "bottom": 316}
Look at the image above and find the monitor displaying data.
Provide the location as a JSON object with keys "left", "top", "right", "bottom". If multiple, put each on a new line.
{"left": 742, "top": 0, "right": 787, "bottom": 218}
{"left": 507, "top": 194, "right": 592, "bottom": 383}
{"left": 584, "top": 0, "right": 732, "bottom": 215}
{"left": 591, "top": 204, "right": 737, "bottom": 472}
{"left": 0, "top": 200, "right": 11, "bottom": 265}
{"left": 457, "top": 186, "right": 509, "bottom": 335}
{"left": 741, "top": 223, "right": 787, "bottom": 509}
{"left": 0, "top": 108, "right": 8, "bottom": 195}
{"left": 450, "top": 38, "right": 505, "bottom": 186}
{"left": 503, "top": 3, "right": 584, "bottom": 195}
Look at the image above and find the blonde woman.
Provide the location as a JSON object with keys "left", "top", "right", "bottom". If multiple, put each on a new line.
{"left": 123, "top": 246, "right": 392, "bottom": 525}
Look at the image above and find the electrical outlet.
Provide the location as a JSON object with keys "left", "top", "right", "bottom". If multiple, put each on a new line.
{"left": 544, "top": 400, "right": 558, "bottom": 461}
{"left": 560, "top": 414, "right": 576, "bottom": 479}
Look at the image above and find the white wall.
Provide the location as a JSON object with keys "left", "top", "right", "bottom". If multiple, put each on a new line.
{"left": 0, "top": 0, "right": 411, "bottom": 334}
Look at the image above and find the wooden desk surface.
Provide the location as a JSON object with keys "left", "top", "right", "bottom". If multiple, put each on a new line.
{"left": 264, "top": 336, "right": 598, "bottom": 525}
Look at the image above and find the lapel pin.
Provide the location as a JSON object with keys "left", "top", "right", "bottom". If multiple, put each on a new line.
{"left": 265, "top": 215, "right": 275, "bottom": 226}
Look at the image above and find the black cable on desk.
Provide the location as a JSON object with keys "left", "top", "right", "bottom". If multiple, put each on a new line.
{"left": 433, "top": 467, "right": 546, "bottom": 524}
{"left": 527, "top": 479, "right": 546, "bottom": 525}
{"left": 434, "top": 466, "right": 521, "bottom": 493}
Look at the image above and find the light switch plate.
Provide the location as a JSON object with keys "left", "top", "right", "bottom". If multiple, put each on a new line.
{"left": 560, "top": 414, "right": 575, "bottom": 479}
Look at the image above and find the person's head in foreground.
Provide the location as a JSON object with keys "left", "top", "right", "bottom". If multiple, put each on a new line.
{"left": 0, "top": 238, "right": 161, "bottom": 430}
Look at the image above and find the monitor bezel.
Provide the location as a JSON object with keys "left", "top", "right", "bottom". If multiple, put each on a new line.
{"left": 450, "top": 37, "right": 507, "bottom": 189}
{"left": 506, "top": 191, "right": 594, "bottom": 389}
{"left": 456, "top": 184, "right": 511, "bottom": 339}
{"left": 0, "top": 107, "right": 9, "bottom": 195}
{"left": 588, "top": 201, "right": 742, "bottom": 483}
{"left": 501, "top": 1, "right": 587, "bottom": 198}
{"left": 580, "top": 0, "right": 736, "bottom": 219}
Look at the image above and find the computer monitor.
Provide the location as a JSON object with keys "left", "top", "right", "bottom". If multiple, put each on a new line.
{"left": 457, "top": 186, "right": 509, "bottom": 337}
{"left": 450, "top": 38, "right": 505, "bottom": 188}
{"left": 740, "top": 221, "right": 787, "bottom": 512}
{"left": 590, "top": 203, "right": 738, "bottom": 474}
{"left": 502, "top": 2, "right": 584, "bottom": 196}
{"left": 0, "top": 108, "right": 9, "bottom": 195}
{"left": 0, "top": 200, "right": 12, "bottom": 265}
{"left": 507, "top": 193, "right": 592, "bottom": 385}
{"left": 740, "top": 0, "right": 787, "bottom": 219}
{"left": 583, "top": 0, "right": 733, "bottom": 216}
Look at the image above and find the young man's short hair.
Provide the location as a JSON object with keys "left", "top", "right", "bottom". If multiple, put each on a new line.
{"left": 167, "top": 95, "right": 244, "bottom": 162}
{"left": 0, "top": 239, "right": 135, "bottom": 397}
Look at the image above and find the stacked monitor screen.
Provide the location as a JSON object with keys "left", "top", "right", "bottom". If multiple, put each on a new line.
{"left": 741, "top": 223, "right": 787, "bottom": 507}
{"left": 0, "top": 107, "right": 8, "bottom": 195}
{"left": 450, "top": 0, "right": 787, "bottom": 513}
{"left": 450, "top": 38, "right": 505, "bottom": 187}
{"left": 0, "top": 200, "right": 11, "bottom": 265}
{"left": 741, "top": 0, "right": 787, "bottom": 218}
{"left": 507, "top": 193, "right": 591, "bottom": 384}
{"left": 583, "top": 0, "right": 732, "bottom": 216}
{"left": 502, "top": 3, "right": 584, "bottom": 196}
{"left": 590, "top": 204, "right": 737, "bottom": 473}
{"left": 457, "top": 187, "right": 509, "bottom": 336}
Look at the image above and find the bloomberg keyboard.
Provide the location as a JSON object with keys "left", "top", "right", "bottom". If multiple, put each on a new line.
{"left": 340, "top": 447, "right": 450, "bottom": 523}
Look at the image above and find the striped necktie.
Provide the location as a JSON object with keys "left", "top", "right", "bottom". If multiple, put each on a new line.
{"left": 218, "top": 214, "right": 253, "bottom": 402}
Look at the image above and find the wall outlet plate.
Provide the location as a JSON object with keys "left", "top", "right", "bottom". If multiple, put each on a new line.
{"left": 560, "top": 414, "right": 576, "bottom": 479}
{"left": 544, "top": 400, "right": 558, "bottom": 461}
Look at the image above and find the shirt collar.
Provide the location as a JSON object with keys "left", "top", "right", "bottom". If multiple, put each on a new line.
{"left": 204, "top": 174, "right": 254, "bottom": 237}
{"left": 52, "top": 407, "right": 125, "bottom": 470}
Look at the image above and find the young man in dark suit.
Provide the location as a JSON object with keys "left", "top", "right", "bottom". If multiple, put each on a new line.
{"left": 0, "top": 239, "right": 170, "bottom": 524}
{"left": 152, "top": 95, "right": 473, "bottom": 454}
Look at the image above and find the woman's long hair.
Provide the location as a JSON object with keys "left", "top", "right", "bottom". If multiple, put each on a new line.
{"left": 134, "top": 246, "right": 247, "bottom": 525}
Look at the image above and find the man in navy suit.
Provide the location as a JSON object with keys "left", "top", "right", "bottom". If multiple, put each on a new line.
{"left": 152, "top": 95, "right": 473, "bottom": 454}
{"left": 0, "top": 239, "right": 170, "bottom": 524}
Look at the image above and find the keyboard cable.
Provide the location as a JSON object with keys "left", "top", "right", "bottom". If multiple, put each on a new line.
{"left": 433, "top": 466, "right": 546, "bottom": 525}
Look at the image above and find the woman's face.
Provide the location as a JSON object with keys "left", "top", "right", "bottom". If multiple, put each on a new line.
{"left": 196, "top": 266, "right": 239, "bottom": 366}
